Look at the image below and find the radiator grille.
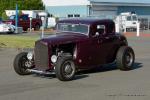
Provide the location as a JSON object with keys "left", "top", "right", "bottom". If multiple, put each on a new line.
{"left": 34, "top": 41, "right": 49, "bottom": 70}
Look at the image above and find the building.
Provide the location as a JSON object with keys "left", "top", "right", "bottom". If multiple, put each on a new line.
{"left": 42, "top": 0, "right": 150, "bottom": 19}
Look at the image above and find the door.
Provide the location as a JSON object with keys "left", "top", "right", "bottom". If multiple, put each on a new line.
{"left": 90, "top": 35, "right": 105, "bottom": 65}
{"left": 19, "top": 15, "right": 29, "bottom": 30}
{"left": 99, "top": 34, "right": 117, "bottom": 63}
{"left": 90, "top": 24, "right": 116, "bottom": 66}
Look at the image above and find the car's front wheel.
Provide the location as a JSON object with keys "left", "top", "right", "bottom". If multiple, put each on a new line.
{"left": 55, "top": 53, "right": 76, "bottom": 81}
{"left": 116, "top": 46, "right": 135, "bottom": 70}
{"left": 13, "top": 52, "right": 31, "bottom": 75}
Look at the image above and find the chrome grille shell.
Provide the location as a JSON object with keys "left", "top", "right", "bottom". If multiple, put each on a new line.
{"left": 34, "top": 41, "right": 50, "bottom": 70}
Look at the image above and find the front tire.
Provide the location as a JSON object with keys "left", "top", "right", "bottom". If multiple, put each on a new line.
{"left": 116, "top": 46, "right": 135, "bottom": 70}
{"left": 13, "top": 52, "right": 31, "bottom": 75}
{"left": 55, "top": 53, "right": 76, "bottom": 81}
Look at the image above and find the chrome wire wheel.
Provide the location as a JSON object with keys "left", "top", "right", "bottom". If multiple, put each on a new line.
{"left": 55, "top": 53, "right": 76, "bottom": 81}
{"left": 14, "top": 52, "right": 31, "bottom": 75}
{"left": 125, "top": 52, "right": 134, "bottom": 67}
{"left": 62, "top": 60, "right": 75, "bottom": 79}
{"left": 116, "top": 46, "right": 135, "bottom": 70}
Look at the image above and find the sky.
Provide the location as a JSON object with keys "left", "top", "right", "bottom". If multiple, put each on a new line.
{"left": 42, "top": 0, "right": 150, "bottom": 6}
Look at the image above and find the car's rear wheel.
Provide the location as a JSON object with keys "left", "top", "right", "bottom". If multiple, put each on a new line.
{"left": 55, "top": 53, "right": 76, "bottom": 81}
{"left": 13, "top": 52, "right": 31, "bottom": 75}
{"left": 34, "top": 24, "right": 40, "bottom": 31}
{"left": 23, "top": 28, "right": 28, "bottom": 32}
{"left": 116, "top": 46, "right": 135, "bottom": 70}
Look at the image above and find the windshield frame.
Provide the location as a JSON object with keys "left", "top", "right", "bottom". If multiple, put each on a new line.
{"left": 56, "top": 23, "right": 90, "bottom": 36}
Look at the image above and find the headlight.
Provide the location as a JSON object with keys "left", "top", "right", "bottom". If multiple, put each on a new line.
{"left": 51, "top": 55, "right": 57, "bottom": 63}
{"left": 3, "top": 25, "right": 8, "bottom": 28}
{"left": 27, "top": 52, "right": 33, "bottom": 60}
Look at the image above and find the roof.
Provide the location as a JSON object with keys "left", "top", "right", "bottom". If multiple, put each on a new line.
{"left": 89, "top": 0, "right": 150, "bottom": 4}
{"left": 42, "top": 0, "right": 150, "bottom": 6}
{"left": 89, "top": 0, "right": 150, "bottom": 6}
{"left": 58, "top": 18, "right": 114, "bottom": 25}
{"left": 42, "top": 0, "right": 90, "bottom": 6}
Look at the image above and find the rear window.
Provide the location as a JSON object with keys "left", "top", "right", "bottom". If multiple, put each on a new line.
{"left": 57, "top": 23, "right": 89, "bottom": 34}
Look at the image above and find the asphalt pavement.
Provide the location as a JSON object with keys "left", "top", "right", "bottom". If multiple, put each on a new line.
{"left": 0, "top": 36, "right": 150, "bottom": 100}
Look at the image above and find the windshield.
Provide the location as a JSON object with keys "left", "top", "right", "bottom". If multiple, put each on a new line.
{"left": 132, "top": 16, "right": 137, "bottom": 21}
{"left": 127, "top": 16, "right": 132, "bottom": 21}
{"left": 57, "top": 23, "right": 89, "bottom": 34}
{"left": 9, "top": 16, "right": 15, "bottom": 20}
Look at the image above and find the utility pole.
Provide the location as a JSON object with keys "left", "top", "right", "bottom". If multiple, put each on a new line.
{"left": 15, "top": 4, "right": 18, "bottom": 33}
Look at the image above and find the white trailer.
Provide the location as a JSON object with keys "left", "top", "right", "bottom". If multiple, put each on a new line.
{"left": 115, "top": 12, "right": 139, "bottom": 32}
{"left": 22, "top": 11, "right": 37, "bottom": 18}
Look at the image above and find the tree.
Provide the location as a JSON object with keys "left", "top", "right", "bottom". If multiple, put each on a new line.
{"left": 1, "top": 12, "right": 8, "bottom": 20}
{"left": 0, "top": 0, "right": 45, "bottom": 17}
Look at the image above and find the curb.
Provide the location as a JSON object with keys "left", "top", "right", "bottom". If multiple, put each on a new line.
{"left": 124, "top": 32, "right": 150, "bottom": 37}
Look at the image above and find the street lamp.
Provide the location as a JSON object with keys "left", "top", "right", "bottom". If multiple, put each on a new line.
{"left": 41, "top": 16, "right": 45, "bottom": 39}
{"left": 29, "top": 17, "right": 32, "bottom": 32}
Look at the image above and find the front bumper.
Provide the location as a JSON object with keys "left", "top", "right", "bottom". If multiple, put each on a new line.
{"left": 0, "top": 28, "right": 13, "bottom": 33}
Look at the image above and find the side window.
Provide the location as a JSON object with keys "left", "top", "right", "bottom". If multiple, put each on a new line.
{"left": 74, "top": 14, "right": 80, "bottom": 17}
{"left": 132, "top": 15, "right": 137, "bottom": 21}
{"left": 127, "top": 16, "right": 132, "bottom": 21}
{"left": 96, "top": 25, "right": 105, "bottom": 35}
{"left": 20, "top": 15, "right": 28, "bottom": 21}
{"left": 23, "top": 16, "right": 28, "bottom": 20}
{"left": 68, "top": 14, "right": 73, "bottom": 18}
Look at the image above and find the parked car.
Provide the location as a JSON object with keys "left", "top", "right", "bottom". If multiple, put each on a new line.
{"left": 4, "top": 14, "right": 42, "bottom": 31}
{"left": 0, "top": 23, "right": 15, "bottom": 33}
{"left": 0, "top": 17, "right": 2, "bottom": 23}
{"left": 13, "top": 18, "right": 135, "bottom": 81}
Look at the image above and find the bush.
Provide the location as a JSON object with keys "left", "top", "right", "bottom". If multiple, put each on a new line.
{"left": 2, "top": 12, "right": 8, "bottom": 20}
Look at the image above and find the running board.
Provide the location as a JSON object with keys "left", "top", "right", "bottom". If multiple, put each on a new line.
{"left": 27, "top": 69, "right": 55, "bottom": 75}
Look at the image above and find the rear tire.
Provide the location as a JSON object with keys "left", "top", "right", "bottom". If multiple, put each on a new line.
{"left": 116, "top": 46, "right": 135, "bottom": 70}
{"left": 23, "top": 28, "right": 28, "bottom": 32}
{"left": 13, "top": 52, "right": 31, "bottom": 75}
{"left": 34, "top": 24, "right": 40, "bottom": 31}
{"left": 55, "top": 53, "right": 76, "bottom": 81}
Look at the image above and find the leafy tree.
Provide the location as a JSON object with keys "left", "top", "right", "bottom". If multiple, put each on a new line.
{"left": 0, "top": 0, "right": 45, "bottom": 17}
{"left": 18, "top": 10, "right": 22, "bottom": 16}
{"left": 1, "top": 12, "right": 8, "bottom": 20}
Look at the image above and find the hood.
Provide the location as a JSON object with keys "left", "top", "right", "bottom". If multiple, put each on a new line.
{"left": 39, "top": 32, "right": 88, "bottom": 45}
{"left": 3, "top": 20, "right": 14, "bottom": 24}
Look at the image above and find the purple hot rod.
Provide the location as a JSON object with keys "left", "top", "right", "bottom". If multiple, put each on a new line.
{"left": 13, "top": 18, "right": 135, "bottom": 81}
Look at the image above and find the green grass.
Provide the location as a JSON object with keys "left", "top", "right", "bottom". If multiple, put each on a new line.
{"left": 0, "top": 35, "right": 39, "bottom": 48}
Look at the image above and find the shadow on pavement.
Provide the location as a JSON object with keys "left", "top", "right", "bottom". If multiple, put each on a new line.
{"left": 31, "top": 62, "right": 143, "bottom": 80}
{"left": 77, "top": 62, "right": 143, "bottom": 75}
{"left": 132, "top": 62, "right": 143, "bottom": 70}
{"left": 74, "top": 74, "right": 89, "bottom": 80}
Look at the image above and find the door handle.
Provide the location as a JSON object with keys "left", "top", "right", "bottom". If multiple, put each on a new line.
{"left": 105, "top": 37, "right": 110, "bottom": 39}
{"left": 98, "top": 40, "right": 103, "bottom": 44}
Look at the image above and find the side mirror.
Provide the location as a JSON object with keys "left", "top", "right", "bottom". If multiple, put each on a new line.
{"left": 19, "top": 18, "right": 23, "bottom": 21}
{"left": 92, "top": 32, "right": 99, "bottom": 38}
{"left": 95, "top": 32, "right": 99, "bottom": 36}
